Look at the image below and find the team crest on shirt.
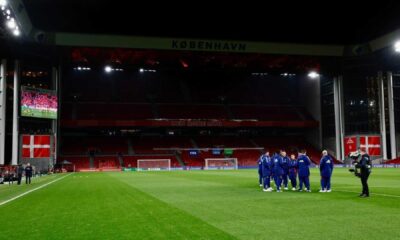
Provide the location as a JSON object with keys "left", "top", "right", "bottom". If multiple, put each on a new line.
{"left": 326, "top": 160, "right": 331, "bottom": 163}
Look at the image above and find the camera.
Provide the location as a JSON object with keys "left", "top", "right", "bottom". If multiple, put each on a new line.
{"left": 348, "top": 151, "right": 361, "bottom": 178}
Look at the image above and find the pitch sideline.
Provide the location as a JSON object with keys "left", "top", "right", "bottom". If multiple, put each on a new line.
{"left": 0, "top": 173, "right": 73, "bottom": 207}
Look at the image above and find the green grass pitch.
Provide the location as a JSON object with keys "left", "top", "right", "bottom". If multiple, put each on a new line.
{"left": 0, "top": 168, "right": 399, "bottom": 240}
{"left": 21, "top": 106, "right": 57, "bottom": 119}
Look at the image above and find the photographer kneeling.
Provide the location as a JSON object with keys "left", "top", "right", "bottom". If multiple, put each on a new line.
{"left": 350, "top": 148, "right": 372, "bottom": 198}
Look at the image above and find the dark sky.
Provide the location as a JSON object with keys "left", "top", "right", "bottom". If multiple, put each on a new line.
{"left": 21, "top": 0, "right": 400, "bottom": 45}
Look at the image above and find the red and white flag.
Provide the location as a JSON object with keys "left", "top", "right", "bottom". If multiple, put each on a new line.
{"left": 22, "top": 135, "right": 51, "bottom": 158}
{"left": 360, "top": 135, "right": 381, "bottom": 156}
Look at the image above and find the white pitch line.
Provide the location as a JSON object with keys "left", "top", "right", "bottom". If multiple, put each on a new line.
{"left": 0, "top": 173, "right": 73, "bottom": 207}
{"left": 335, "top": 189, "right": 400, "bottom": 198}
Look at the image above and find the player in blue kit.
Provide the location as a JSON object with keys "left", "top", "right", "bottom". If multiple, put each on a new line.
{"left": 297, "top": 149, "right": 311, "bottom": 192}
{"left": 319, "top": 150, "right": 334, "bottom": 192}
{"left": 272, "top": 152, "right": 284, "bottom": 192}
{"left": 257, "top": 154, "right": 263, "bottom": 187}
{"left": 288, "top": 153, "right": 298, "bottom": 191}
{"left": 261, "top": 150, "right": 273, "bottom": 192}
{"left": 280, "top": 151, "right": 290, "bottom": 190}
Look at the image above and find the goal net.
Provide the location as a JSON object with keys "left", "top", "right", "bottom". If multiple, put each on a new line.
{"left": 137, "top": 159, "right": 171, "bottom": 171}
{"left": 204, "top": 158, "right": 238, "bottom": 170}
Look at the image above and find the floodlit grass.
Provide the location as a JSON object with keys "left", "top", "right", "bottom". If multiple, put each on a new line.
{"left": 0, "top": 168, "right": 399, "bottom": 240}
{"left": 21, "top": 106, "right": 57, "bottom": 119}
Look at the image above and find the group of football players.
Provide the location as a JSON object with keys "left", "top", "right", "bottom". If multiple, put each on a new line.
{"left": 257, "top": 149, "right": 333, "bottom": 192}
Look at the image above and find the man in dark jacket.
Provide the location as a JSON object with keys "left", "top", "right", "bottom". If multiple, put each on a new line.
{"left": 17, "top": 164, "right": 24, "bottom": 185}
{"left": 356, "top": 148, "right": 372, "bottom": 197}
{"left": 272, "top": 152, "right": 284, "bottom": 192}
{"left": 297, "top": 149, "right": 311, "bottom": 192}
{"left": 25, "top": 163, "right": 33, "bottom": 184}
{"left": 280, "top": 151, "right": 290, "bottom": 190}
{"left": 288, "top": 154, "right": 298, "bottom": 191}
{"left": 261, "top": 150, "right": 273, "bottom": 192}
{"left": 257, "top": 154, "right": 263, "bottom": 187}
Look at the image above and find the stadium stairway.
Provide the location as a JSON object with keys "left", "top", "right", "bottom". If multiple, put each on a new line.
{"left": 118, "top": 154, "right": 124, "bottom": 166}
{"left": 89, "top": 156, "right": 94, "bottom": 169}
{"left": 249, "top": 139, "right": 262, "bottom": 150}
{"left": 174, "top": 152, "right": 186, "bottom": 167}
{"left": 127, "top": 139, "right": 134, "bottom": 155}
{"left": 190, "top": 138, "right": 199, "bottom": 148}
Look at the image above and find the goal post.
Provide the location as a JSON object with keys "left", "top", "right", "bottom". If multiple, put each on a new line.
{"left": 137, "top": 159, "right": 171, "bottom": 171}
{"left": 204, "top": 158, "right": 238, "bottom": 170}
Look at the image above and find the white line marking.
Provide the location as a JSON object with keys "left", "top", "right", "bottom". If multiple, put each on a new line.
{"left": 336, "top": 189, "right": 400, "bottom": 198}
{"left": 0, "top": 173, "right": 72, "bottom": 207}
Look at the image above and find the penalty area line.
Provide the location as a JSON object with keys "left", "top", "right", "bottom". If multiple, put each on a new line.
{"left": 0, "top": 173, "right": 73, "bottom": 207}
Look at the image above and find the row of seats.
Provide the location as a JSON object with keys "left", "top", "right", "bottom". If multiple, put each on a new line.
{"left": 60, "top": 135, "right": 333, "bottom": 170}
{"left": 385, "top": 159, "right": 400, "bottom": 164}
{"left": 61, "top": 136, "right": 321, "bottom": 156}
{"left": 61, "top": 155, "right": 181, "bottom": 170}
{"left": 61, "top": 151, "right": 398, "bottom": 171}
{"left": 61, "top": 136, "right": 256, "bottom": 155}
{"left": 62, "top": 148, "right": 313, "bottom": 171}
{"left": 61, "top": 136, "right": 129, "bottom": 155}
{"left": 180, "top": 149, "right": 261, "bottom": 168}
{"left": 63, "top": 71, "right": 298, "bottom": 105}
{"left": 62, "top": 103, "right": 312, "bottom": 121}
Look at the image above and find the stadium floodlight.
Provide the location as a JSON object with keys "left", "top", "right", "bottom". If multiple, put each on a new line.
{"left": 139, "top": 68, "right": 144, "bottom": 73}
{"left": 104, "top": 65, "right": 112, "bottom": 73}
{"left": 369, "top": 100, "right": 375, "bottom": 107}
{"left": 5, "top": 8, "right": 10, "bottom": 15}
{"left": 308, "top": 71, "right": 320, "bottom": 79}
{"left": 395, "top": 41, "right": 400, "bottom": 52}
{"left": 6, "top": 18, "right": 16, "bottom": 29}
{"left": 0, "top": 0, "right": 6, "bottom": 7}
{"left": 12, "top": 28, "right": 20, "bottom": 36}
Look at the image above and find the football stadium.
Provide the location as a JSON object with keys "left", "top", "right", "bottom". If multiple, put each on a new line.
{"left": 1, "top": 1, "right": 400, "bottom": 239}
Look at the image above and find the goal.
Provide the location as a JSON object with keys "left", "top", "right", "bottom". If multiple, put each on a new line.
{"left": 204, "top": 158, "right": 238, "bottom": 170}
{"left": 137, "top": 159, "right": 171, "bottom": 171}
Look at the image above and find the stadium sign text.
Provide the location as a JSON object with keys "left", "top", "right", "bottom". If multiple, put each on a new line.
{"left": 172, "top": 40, "right": 247, "bottom": 52}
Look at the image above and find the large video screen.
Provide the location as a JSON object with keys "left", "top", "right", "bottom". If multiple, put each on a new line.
{"left": 21, "top": 87, "right": 58, "bottom": 119}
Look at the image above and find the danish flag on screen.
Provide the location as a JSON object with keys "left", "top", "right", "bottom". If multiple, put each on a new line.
{"left": 22, "top": 135, "right": 51, "bottom": 158}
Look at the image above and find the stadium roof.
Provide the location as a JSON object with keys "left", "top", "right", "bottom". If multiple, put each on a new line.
{"left": 21, "top": 1, "right": 400, "bottom": 45}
